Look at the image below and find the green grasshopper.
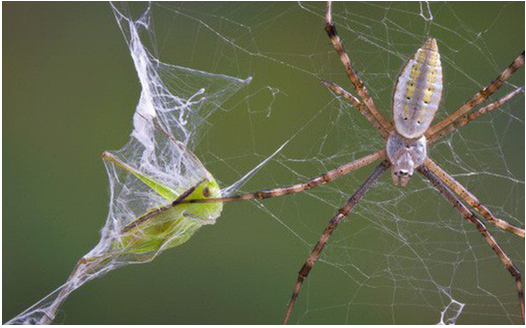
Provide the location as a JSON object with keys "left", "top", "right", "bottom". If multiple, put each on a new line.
{"left": 10, "top": 133, "right": 224, "bottom": 325}
{"left": 101, "top": 151, "right": 222, "bottom": 257}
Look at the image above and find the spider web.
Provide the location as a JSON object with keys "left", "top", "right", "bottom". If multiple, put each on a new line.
{"left": 6, "top": 2, "right": 524, "bottom": 325}
{"left": 151, "top": 2, "right": 522, "bottom": 324}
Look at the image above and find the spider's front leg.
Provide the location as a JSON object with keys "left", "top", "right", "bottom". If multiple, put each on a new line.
{"left": 175, "top": 149, "right": 386, "bottom": 206}
{"left": 324, "top": 1, "right": 393, "bottom": 135}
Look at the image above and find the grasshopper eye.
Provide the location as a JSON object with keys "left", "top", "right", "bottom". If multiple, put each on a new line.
{"left": 202, "top": 186, "right": 212, "bottom": 198}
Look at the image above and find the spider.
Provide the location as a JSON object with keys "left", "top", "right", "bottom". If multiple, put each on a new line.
{"left": 173, "top": 1, "right": 525, "bottom": 324}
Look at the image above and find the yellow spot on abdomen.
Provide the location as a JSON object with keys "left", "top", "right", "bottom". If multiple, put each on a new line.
{"left": 426, "top": 69, "right": 437, "bottom": 84}
{"left": 423, "top": 86, "right": 434, "bottom": 103}
{"left": 405, "top": 81, "right": 416, "bottom": 99}
{"left": 410, "top": 64, "right": 420, "bottom": 80}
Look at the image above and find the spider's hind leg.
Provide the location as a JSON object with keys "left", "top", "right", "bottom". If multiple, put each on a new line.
{"left": 423, "top": 157, "right": 525, "bottom": 238}
{"left": 419, "top": 165, "right": 525, "bottom": 323}
{"left": 282, "top": 161, "right": 389, "bottom": 324}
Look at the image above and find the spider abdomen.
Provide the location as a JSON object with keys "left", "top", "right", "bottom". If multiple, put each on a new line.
{"left": 392, "top": 38, "right": 443, "bottom": 139}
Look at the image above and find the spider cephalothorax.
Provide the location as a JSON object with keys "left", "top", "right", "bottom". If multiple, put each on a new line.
{"left": 387, "top": 131, "right": 426, "bottom": 187}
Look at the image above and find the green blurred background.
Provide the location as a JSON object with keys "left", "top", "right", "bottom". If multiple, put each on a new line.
{"left": 3, "top": 2, "right": 525, "bottom": 324}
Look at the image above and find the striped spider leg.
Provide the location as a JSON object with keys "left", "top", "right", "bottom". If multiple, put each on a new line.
{"left": 427, "top": 87, "right": 524, "bottom": 144}
{"left": 426, "top": 51, "right": 525, "bottom": 138}
{"left": 322, "top": 80, "right": 391, "bottom": 139}
{"left": 175, "top": 149, "right": 386, "bottom": 206}
{"left": 419, "top": 165, "right": 525, "bottom": 323}
{"left": 282, "top": 161, "right": 389, "bottom": 325}
{"left": 419, "top": 55, "right": 526, "bottom": 238}
{"left": 324, "top": 1, "right": 393, "bottom": 137}
{"left": 422, "top": 157, "right": 525, "bottom": 238}
{"left": 125, "top": 116, "right": 388, "bottom": 228}
{"left": 175, "top": 161, "right": 389, "bottom": 326}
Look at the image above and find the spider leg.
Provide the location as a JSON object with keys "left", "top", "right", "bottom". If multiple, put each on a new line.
{"left": 426, "top": 51, "right": 525, "bottom": 139}
{"left": 175, "top": 149, "right": 386, "bottom": 205}
{"left": 423, "top": 158, "right": 525, "bottom": 237}
{"left": 324, "top": 1, "right": 393, "bottom": 135}
{"left": 322, "top": 80, "right": 391, "bottom": 139}
{"left": 282, "top": 161, "right": 389, "bottom": 325}
{"left": 419, "top": 165, "right": 525, "bottom": 323}
{"left": 428, "top": 87, "right": 524, "bottom": 144}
